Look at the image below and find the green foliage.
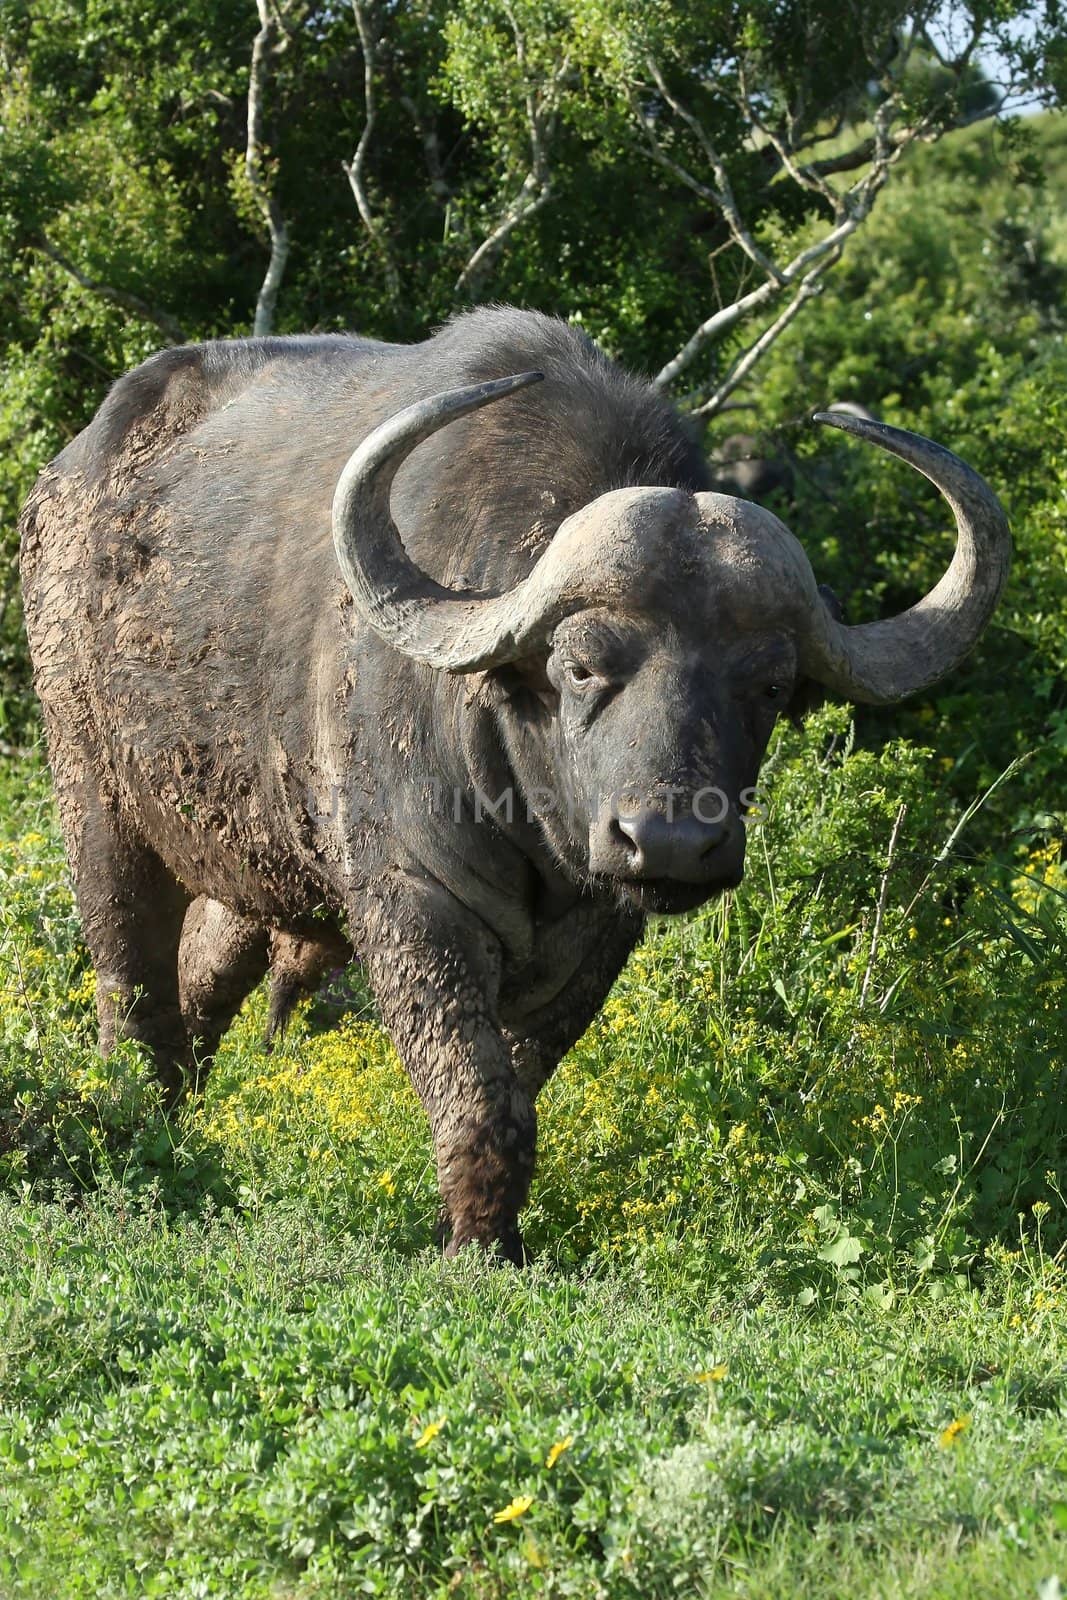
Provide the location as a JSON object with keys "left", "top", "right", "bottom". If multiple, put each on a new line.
{"left": 0, "top": 761, "right": 229, "bottom": 1204}
{"left": 1, "top": 1194, "right": 1065, "bottom": 1598}
{"left": 742, "top": 114, "right": 1067, "bottom": 853}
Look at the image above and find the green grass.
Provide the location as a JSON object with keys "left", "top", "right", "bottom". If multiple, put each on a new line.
{"left": 1, "top": 718, "right": 1066, "bottom": 1596}
{"left": 1, "top": 1195, "right": 1065, "bottom": 1598}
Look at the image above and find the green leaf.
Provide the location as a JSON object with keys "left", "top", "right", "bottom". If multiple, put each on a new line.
{"left": 817, "top": 1229, "right": 865, "bottom": 1268}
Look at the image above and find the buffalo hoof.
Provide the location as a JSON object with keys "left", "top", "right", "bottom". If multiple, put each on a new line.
{"left": 442, "top": 1225, "right": 529, "bottom": 1267}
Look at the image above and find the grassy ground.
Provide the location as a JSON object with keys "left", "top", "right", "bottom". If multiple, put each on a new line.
{"left": 1, "top": 718, "right": 1066, "bottom": 1596}
{"left": 3, "top": 1198, "right": 1066, "bottom": 1598}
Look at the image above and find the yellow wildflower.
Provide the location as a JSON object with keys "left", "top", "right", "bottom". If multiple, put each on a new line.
{"left": 494, "top": 1495, "right": 534, "bottom": 1524}
{"left": 694, "top": 1364, "right": 728, "bottom": 1383}
{"left": 66, "top": 969, "right": 96, "bottom": 1005}
{"left": 938, "top": 1415, "right": 971, "bottom": 1449}
{"left": 545, "top": 1435, "right": 573, "bottom": 1469}
{"left": 414, "top": 1416, "right": 446, "bottom": 1449}
{"left": 378, "top": 1169, "right": 396, "bottom": 1196}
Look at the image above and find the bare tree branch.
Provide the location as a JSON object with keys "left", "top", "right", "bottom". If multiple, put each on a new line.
{"left": 737, "top": 61, "right": 842, "bottom": 212}
{"left": 454, "top": 176, "right": 555, "bottom": 299}
{"left": 37, "top": 238, "right": 185, "bottom": 344}
{"left": 454, "top": 6, "right": 566, "bottom": 299}
{"left": 343, "top": 0, "right": 400, "bottom": 297}
{"left": 653, "top": 210, "right": 862, "bottom": 389}
{"left": 643, "top": 55, "right": 785, "bottom": 283}
{"left": 803, "top": 112, "right": 987, "bottom": 183}
{"left": 641, "top": 14, "right": 1010, "bottom": 413}
{"left": 808, "top": 130, "right": 914, "bottom": 179}
{"left": 689, "top": 257, "right": 838, "bottom": 417}
{"left": 246, "top": 0, "right": 291, "bottom": 337}
{"left": 178, "top": 87, "right": 236, "bottom": 118}
{"left": 399, "top": 93, "right": 452, "bottom": 204}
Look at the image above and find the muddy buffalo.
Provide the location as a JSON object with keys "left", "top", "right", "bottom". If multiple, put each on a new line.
{"left": 20, "top": 307, "right": 1010, "bottom": 1260}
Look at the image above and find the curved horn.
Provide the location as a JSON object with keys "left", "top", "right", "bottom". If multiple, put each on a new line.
{"left": 804, "top": 413, "right": 1011, "bottom": 704}
{"left": 332, "top": 371, "right": 551, "bottom": 672}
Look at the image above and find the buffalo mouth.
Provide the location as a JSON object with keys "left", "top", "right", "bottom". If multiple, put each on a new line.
{"left": 616, "top": 874, "right": 742, "bottom": 916}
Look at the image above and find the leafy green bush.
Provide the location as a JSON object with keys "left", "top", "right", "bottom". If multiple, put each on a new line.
{"left": 0, "top": 759, "right": 231, "bottom": 1205}
{"left": 746, "top": 115, "right": 1067, "bottom": 848}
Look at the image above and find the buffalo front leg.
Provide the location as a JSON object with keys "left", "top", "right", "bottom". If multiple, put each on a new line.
{"left": 361, "top": 880, "right": 535, "bottom": 1264}
{"left": 505, "top": 911, "right": 642, "bottom": 1099}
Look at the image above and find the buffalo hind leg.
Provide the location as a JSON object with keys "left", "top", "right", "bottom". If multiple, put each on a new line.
{"left": 179, "top": 907, "right": 352, "bottom": 1088}
{"left": 265, "top": 929, "right": 352, "bottom": 1044}
{"left": 178, "top": 899, "right": 270, "bottom": 1089}
{"left": 64, "top": 795, "right": 193, "bottom": 1106}
{"left": 361, "top": 878, "right": 535, "bottom": 1264}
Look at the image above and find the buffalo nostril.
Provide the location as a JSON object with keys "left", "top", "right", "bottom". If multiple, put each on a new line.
{"left": 600, "top": 806, "right": 740, "bottom": 883}
{"left": 698, "top": 821, "right": 731, "bottom": 857}
{"left": 610, "top": 816, "right": 641, "bottom": 862}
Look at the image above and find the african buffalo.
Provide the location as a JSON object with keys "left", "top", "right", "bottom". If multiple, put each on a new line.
{"left": 709, "top": 431, "right": 795, "bottom": 503}
{"left": 19, "top": 308, "right": 1009, "bottom": 1261}
{"left": 710, "top": 404, "right": 881, "bottom": 505}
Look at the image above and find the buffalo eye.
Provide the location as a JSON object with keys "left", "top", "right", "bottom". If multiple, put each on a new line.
{"left": 564, "top": 661, "right": 597, "bottom": 692}
{"left": 763, "top": 682, "right": 787, "bottom": 703}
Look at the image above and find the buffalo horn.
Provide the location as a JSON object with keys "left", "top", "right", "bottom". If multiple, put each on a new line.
{"left": 332, "top": 371, "right": 557, "bottom": 672}
{"left": 805, "top": 413, "right": 1011, "bottom": 704}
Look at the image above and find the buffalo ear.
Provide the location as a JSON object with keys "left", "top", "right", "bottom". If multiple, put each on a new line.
{"left": 788, "top": 584, "right": 845, "bottom": 727}
{"left": 786, "top": 677, "right": 826, "bottom": 727}
{"left": 492, "top": 653, "right": 555, "bottom": 712}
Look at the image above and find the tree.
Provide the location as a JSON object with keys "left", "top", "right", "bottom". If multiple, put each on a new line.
{"left": 437, "top": 0, "right": 1066, "bottom": 408}
{"left": 0, "top": 0, "right": 1063, "bottom": 736}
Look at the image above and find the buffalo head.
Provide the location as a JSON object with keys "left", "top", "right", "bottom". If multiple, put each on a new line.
{"left": 332, "top": 374, "right": 1010, "bottom": 914}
